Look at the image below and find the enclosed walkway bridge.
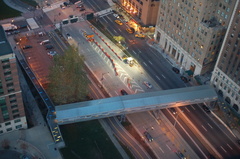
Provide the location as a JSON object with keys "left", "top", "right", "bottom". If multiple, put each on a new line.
{"left": 56, "top": 85, "right": 217, "bottom": 125}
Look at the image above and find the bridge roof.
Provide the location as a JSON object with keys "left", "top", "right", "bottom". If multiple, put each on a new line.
{"left": 56, "top": 85, "right": 217, "bottom": 124}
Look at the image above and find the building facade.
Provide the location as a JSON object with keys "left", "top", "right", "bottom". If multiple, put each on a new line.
{"left": 211, "top": 1, "right": 240, "bottom": 113}
{"left": 118, "top": 0, "right": 160, "bottom": 26}
{"left": 154, "top": 0, "right": 236, "bottom": 76}
{"left": 0, "top": 25, "right": 27, "bottom": 134}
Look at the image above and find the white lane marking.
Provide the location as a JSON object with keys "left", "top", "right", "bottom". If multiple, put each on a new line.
{"left": 201, "top": 125, "right": 207, "bottom": 132}
{"left": 91, "top": 61, "right": 95, "bottom": 66}
{"left": 185, "top": 107, "right": 190, "bottom": 112}
{"left": 148, "top": 61, "right": 153, "bottom": 65}
{"left": 118, "top": 28, "right": 122, "bottom": 32}
{"left": 143, "top": 62, "right": 147, "bottom": 66}
{"left": 166, "top": 144, "right": 171, "bottom": 150}
{"left": 159, "top": 147, "right": 164, "bottom": 153}
{"left": 102, "top": 17, "right": 108, "bottom": 23}
{"left": 161, "top": 74, "right": 166, "bottom": 79}
{"left": 227, "top": 144, "right": 233, "bottom": 150}
{"left": 220, "top": 146, "right": 227, "bottom": 153}
{"left": 133, "top": 50, "right": 137, "bottom": 54}
{"left": 115, "top": 91, "right": 118, "bottom": 95}
{"left": 156, "top": 75, "right": 160, "bottom": 80}
{"left": 207, "top": 123, "right": 213, "bottom": 129}
{"left": 190, "top": 105, "right": 196, "bottom": 110}
{"left": 113, "top": 29, "right": 117, "bottom": 34}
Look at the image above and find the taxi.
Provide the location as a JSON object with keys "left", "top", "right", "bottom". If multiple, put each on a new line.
{"left": 115, "top": 20, "right": 123, "bottom": 25}
{"left": 135, "top": 34, "right": 146, "bottom": 38}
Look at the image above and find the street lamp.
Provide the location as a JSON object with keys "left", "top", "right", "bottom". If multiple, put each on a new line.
{"left": 173, "top": 109, "right": 184, "bottom": 127}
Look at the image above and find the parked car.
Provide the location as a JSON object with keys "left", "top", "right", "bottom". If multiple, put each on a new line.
{"left": 143, "top": 81, "right": 153, "bottom": 89}
{"left": 180, "top": 76, "right": 188, "bottom": 83}
{"left": 60, "top": 4, "right": 65, "bottom": 9}
{"left": 22, "top": 45, "right": 32, "bottom": 49}
{"left": 120, "top": 89, "right": 128, "bottom": 95}
{"left": 45, "top": 45, "right": 54, "bottom": 50}
{"left": 202, "top": 105, "right": 210, "bottom": 113}
{"left": 115, "top": 20, "right": 123, "bottom": 25}
{"left": 79, "top": 7, "right": 85, "bottom": 11}
{"left": 66, "top": 33, "right": 72, "bottom": 39}
{"left": 47, "top": 51, "right": 57, "bottom": 57}
{"left": 63, "top": 2, "right": 70, "bottom": 7}
{"left": 170, "top": 108, "right": 177, "bottom": 115}
{"left": 144, "top": 131, "right": 153, "bottom": 142}
{"left": 172, "top": 67, "right": 180, "bottom": 74}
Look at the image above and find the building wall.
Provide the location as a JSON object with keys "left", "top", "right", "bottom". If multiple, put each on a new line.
{"left": 154, "top": 0, "right": 235, "bottom": 76}
{"left": 120, "top": 0, "right": 160, "bottom": 26}
{"left": 0, "top": 27, "right": 27, "bottom": 134}
{"left": 211, "top": 1, "right": 240, "bottom": 113}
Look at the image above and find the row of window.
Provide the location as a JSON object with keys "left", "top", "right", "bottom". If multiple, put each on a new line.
{"left": 0, "top": 125, "right": 22, "bottom": 134}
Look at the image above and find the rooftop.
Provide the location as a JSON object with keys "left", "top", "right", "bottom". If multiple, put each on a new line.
{"left": 0, "top": 25, "right": 13, "bottom": 56}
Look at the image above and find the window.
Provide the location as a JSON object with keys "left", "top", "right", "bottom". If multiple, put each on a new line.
{"left": 10, "top": 99, "right": 17, "bottom": 103}
{"left": 7, "top": 128, "right": 12, "bottom": 132}
{"left": 5, "top": 122, "right": 11, "bottom": 126}
{"left": 7, "top": 83, "right": 14, "bottom": 87}
{"left": 4, "top": 71, "right": 11, "bottom": 76}
{"left": 2, "top": 65, "right": 10, "bottom": 69}
{"left": 14, "top": 119, "right": 21, "bottom": 123}
{"left": 5, "top": 77, "right": 12, "bottom": 81}
{"left": 11, "top": 105, "right": 18, "bottom": 109}
{"left": 8, "top": 88, "right": 15, "bottom": 93}
{"left": 12, "top": 109, "right": 19, "bottom": 114}
{"left": 13, "top": 114, "right": 20, "bottom": 118}
{"left": 9, "top": 94, "right": 16, "bottom": 98}
{"left": 16, "top": 125, "right": 22, "bottom": 129}
{"left": 1, "top": 59, "right": 9, "bottom": 63}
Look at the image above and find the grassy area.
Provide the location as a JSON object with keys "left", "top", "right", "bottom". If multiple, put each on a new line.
{"left": 59, "top": 120, "right": 123, "bottom": 159}
{"left": 0, "top": 1, "right": 21, "bottom": 20}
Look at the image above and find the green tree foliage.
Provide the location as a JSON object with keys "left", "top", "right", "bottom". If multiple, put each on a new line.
{"left": 47, "top": 47, "right": 89, "bottom": 105}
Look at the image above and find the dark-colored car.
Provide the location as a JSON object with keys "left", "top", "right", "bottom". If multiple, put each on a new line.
{"left": 23, "top": 45, "right": 32, "bottom": 49}
{"left": 202, "top": 105, "right": 210, "bottom": 113}
{"left": 120, "top": 89, "right": 128, "bottom": 95}
{"left": 45, "top": 45, "right": 54, "bottom": 50}
{"left": 237, "top": 140, "right": 240, "bottom": 145}
{"left": 170, "top": 108, "right": 177, "bottom": 115}
{"left": 172, "top": 67, "right": 180, "bottom": 74}
{"left": 79, "top": 7, "right": 85, "bottom": 11}
{"left": 144, "top": 131, "right": 153, "bottom": 142}
{"left": 180, "top": 76, "right": 188, "bottom": 83}
{"left": 63, "top": 2, "right": 70, "bottom": 7}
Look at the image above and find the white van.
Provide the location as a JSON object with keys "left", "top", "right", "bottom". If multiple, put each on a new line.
{"left": 40, "top": 39, "right": 50, "bottom": 45}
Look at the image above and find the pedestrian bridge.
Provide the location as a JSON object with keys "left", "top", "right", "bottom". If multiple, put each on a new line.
{"left": 56, "top": 85, "right": 217, "bottom": 125}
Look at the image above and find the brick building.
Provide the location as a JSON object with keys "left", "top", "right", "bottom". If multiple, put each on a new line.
{"left": 0, "top": 25, "right": 27, "bottom": 134}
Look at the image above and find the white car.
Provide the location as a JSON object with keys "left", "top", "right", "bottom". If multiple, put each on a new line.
{"left": 66, "top": 33, "right": 72, "bottom": 40}
{"left": 143, "top": 81, "right": 153, "bottom": 89}
{"left": 47, "top": 51, "right": 57, "bottom": 57}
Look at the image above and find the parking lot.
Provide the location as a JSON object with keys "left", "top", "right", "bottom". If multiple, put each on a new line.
{"left": 16, "top": 32, "right": 61, "bottom": 87}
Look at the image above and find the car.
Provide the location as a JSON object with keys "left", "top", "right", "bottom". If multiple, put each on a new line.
{"left": 170, "top": 108, "right": 177, "bottom": 115}
{"left": 126, "top": 28, "right": 134, "bottom": 34}
{"left": 76, "top": 4, "right": 83, "bottom": 8}
{"left": 66, "top": 33, "right": 72, "bottom": 39}
{"left": 120, "top": 89, "right": 128, "bottom": 95}
{"left": 63, "top": 2, "right": 70, "bottom": 7}
{"left": 115, "top": 20, "right": 123, "bottom": 25}
{"left": 79, "top": 7, "right": 85, "bottom": 11}
{"left": 45, "top": 45, "right": 54, "bottom": 50}
{"left": 47, "top": 51, "right": 57, "bottom": 57}
{"left": 143, "top": 81, "right": 152, "bottom": 89}
{"left": 113, "top": 14, "right": 119, "bottom": 18}
{"left": 135, "top": 34, "right": 146, "bottom": 38}
{"left": 69, "top": 15, "right": 74, "bottom": 18}
{"left": 172, "top": 67, "right": 180, "bottom": 74}
{"left": 144, "top": 131, "right": 153, "bottom": 142}
{"left": 60, "top": 4, "right": 65, "bottom": 9}
{"left": 180, "top": 76, "right": 188, "bottom": 83}
{"left": 22, "top": 45, "right": 32, "bottom": 49}
{"left": 202, "top": 105, "right": 210, "bottom": 113}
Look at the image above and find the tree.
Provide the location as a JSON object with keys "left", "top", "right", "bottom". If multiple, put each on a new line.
{"left": 47, "top": 46, "right": 89, "bottom": 105}
{"left": 113, "top": 35, "right": 125, "bottom": 44}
